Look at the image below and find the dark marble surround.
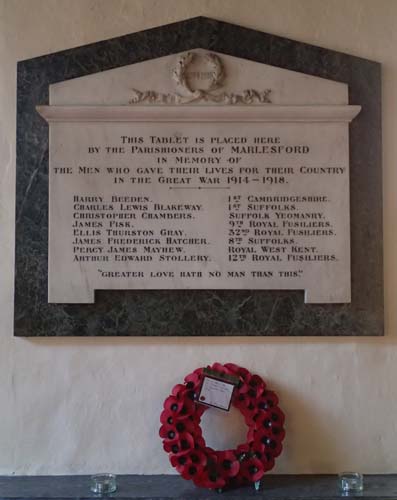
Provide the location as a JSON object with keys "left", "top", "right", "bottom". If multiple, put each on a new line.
{"left": 15, "top": 17, "right": 383, "bottom": 336}
{"left": 1, "top": 475, "right": 397, "bottom": 500}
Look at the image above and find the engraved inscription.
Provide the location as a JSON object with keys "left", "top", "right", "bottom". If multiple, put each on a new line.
{"left": 42, "top": 113, "right": 357, "bottom": 304}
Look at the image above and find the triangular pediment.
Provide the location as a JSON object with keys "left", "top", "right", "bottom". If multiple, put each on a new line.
{"left": 49, "top": 48, "right": 347, "bottom": 106}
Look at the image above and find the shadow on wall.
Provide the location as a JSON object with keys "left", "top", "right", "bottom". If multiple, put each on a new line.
{"left": 273, "top": 380, "right": 348, "bottom": 474}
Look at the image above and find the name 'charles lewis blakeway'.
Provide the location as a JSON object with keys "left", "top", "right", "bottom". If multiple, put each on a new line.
{"left": 72, "top": 195, "right": 203, "bottom": 220}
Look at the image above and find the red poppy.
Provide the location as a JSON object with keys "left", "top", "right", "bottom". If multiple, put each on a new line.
{"left": 163, "top": 431, "right": 195, "bottom": 456}
{"left": 243, "top": 409, "right": 261, "bottom": 427}
{"left": 255, "top": 406, "right": 285, "bottom": 429}
{"left": 171, "top": 449, "right": 207, "bottom": 476}
{"left": 236, "top": 443, "right": 250, "bottom": 455}
{"left": 171, "top": 384, "right": 187, "bottom": 397}
{"left": 209, "top": 362, "right": 235, "bottom": 377}
{"left": 233, "top": 393, "right": 261, "bottom": 422}
{"left": 224, "top": 363, "right": 250, "bottom": 379}
{"left": 256, "top": 390, "right": 280, "bottom": 411}
{"left": 252, "top": 441, "right": 267, "bottom": 458}
{"left": 246, "top": 425, "right": 256, "bottom": 443}
{"left": 171, "top": 383, "right": 197, "bottom": 404}
{"left": 215, "top": 450, "right": 240, "bottom": 477}
{"left": 254, "top": 427, "right": 283, "bottom": 457}
{"left": 232, "top": 391, "right": 246, "bottom": 410}
{"left": 232, "top": 389, "right": 255, "bottom": 414}
{"left": 163, "top": 395, "right": 183, "bottom": 413}
{"left": 259, "top": 450, "right": 275, "bottom": 472}
{"left": 247, "top": 375, "right": 266, "bottom": 398}
{"left": 235, "top": 378, "right": 249, "bottom": 393}
{"left": 184, "top": 369, "right": 203, "bottom": 390}
{"left": 237, "top": 441, "right": 274, "bottom": 471}
{"left": 188, "top": 449, "right": 208, "bottom": 467}
{"left": 159, "top": 418, "right": 196, "bottom": 441}
{"left": 193, "top": 434, "right": 206, "bottom": 449}
{"left": 270, "top": 406, "right": 285, "bottom": 426}
{"left": 256, "top": 418, "right": 285, "bottom": 443}
{"left": 159, "top": 424, "right": 175, "bottom": 440}
{"left": 163, "top": 395, "right": 195, "bottom": 420}
{"left": 180, "top": 463, "right": 205, "bottom": 481}
{"left": 170, "top": 454, "right": 190, "bottom": 473}
{"left": 163, "top": 437, "right": 181, "bottom": 454}
{"left": 195, "top": 404, "right": 207, "bottom": 418}
{"left": 240, "top": 456, "right": 265, "bottom": 482}
{"left": 193, "top": 469, "right": 226, "bottom": 490}
{"left": 160, "top": 409, "right": 174, "bottom": 425}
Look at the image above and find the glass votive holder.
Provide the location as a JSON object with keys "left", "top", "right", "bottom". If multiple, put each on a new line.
{"left": 90, "top": 473, "right": 117, "bottom": 494}
{"left": 338, "top": 472, "right": 363, "bottom": 494}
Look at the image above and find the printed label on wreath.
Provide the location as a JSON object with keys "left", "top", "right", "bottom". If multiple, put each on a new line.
{"left": 198, "top": 376, "right": 235, "bottom": 411}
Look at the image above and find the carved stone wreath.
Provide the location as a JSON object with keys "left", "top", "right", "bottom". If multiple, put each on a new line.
{"left": 129, "top": 51, "right": 272, "bottom": 105}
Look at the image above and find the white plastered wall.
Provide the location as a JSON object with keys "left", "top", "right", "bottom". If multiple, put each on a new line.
{"left": 0, "top": 0, "right": 396, "bottom": 474}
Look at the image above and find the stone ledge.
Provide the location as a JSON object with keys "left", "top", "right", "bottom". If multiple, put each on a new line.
{"left": 1, "top": 475, "right": 397, "bottom": 500}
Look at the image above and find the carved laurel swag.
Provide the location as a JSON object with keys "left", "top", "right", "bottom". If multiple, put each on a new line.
{"left": 129, "top": 52, "right": 272, "bottom": 105}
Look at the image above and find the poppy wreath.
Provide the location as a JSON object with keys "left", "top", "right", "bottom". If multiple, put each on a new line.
{"left": 159, "top": 362, "right": 285, "bottom": 490}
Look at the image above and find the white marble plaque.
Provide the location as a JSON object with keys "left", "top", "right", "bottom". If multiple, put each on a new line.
{"left": 37, "top": 50, "right": 360, "bottom": 304}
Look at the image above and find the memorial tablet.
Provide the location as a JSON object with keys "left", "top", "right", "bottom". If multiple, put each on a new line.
{"left": 15, "top": 18, "right": 383, "bottom": 336}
